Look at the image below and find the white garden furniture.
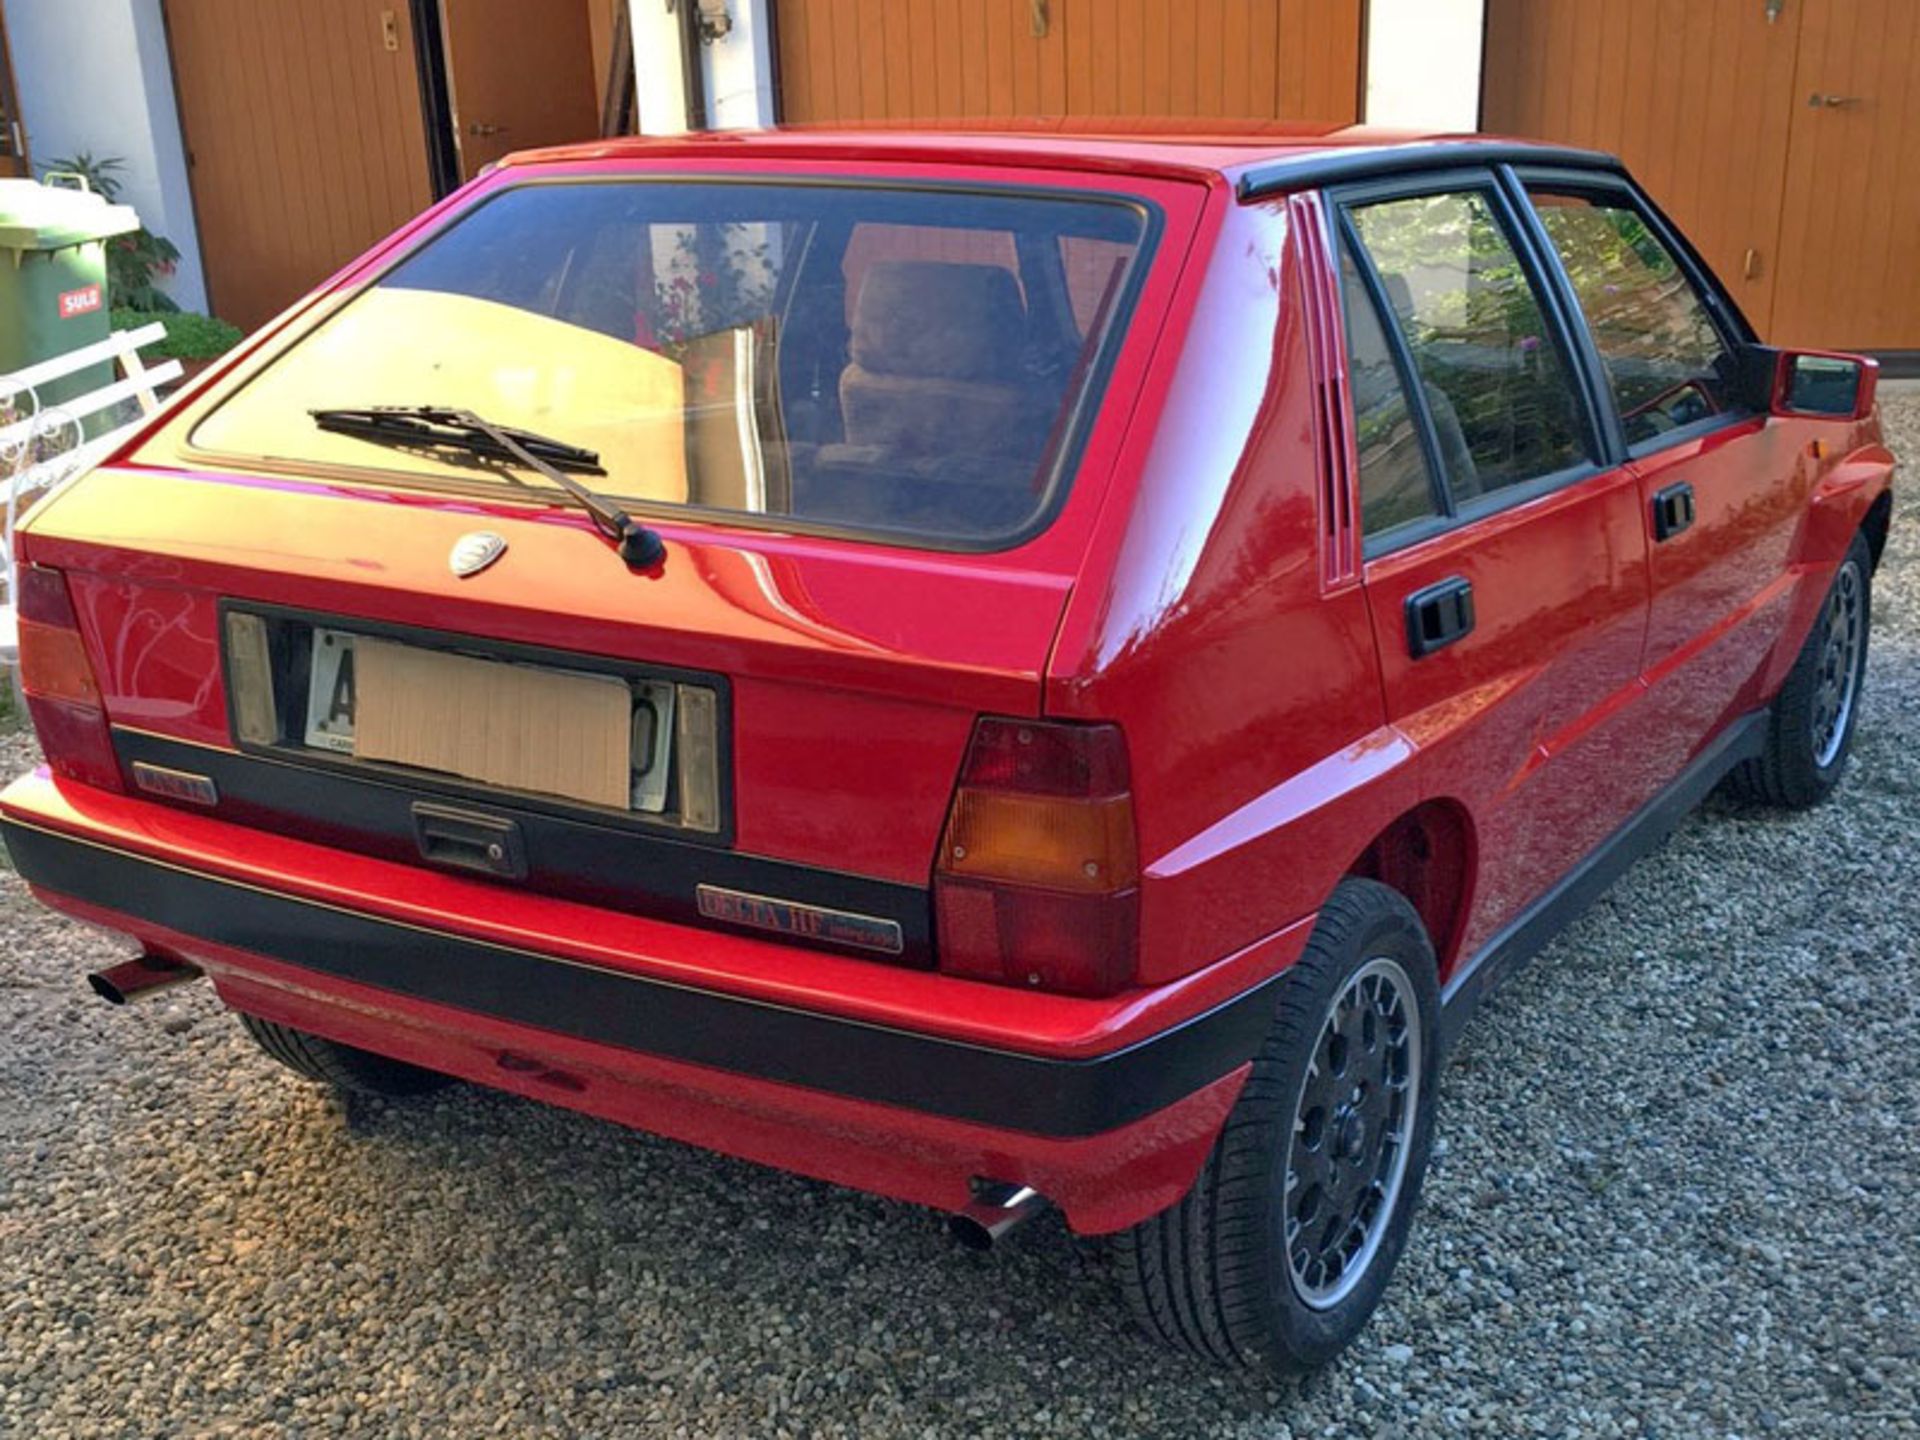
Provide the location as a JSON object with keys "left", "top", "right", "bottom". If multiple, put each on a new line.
{"left": 1, "top": 322, "right": 183, "bottom": 668}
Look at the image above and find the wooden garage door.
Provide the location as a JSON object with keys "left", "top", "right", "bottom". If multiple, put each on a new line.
{"left": 776, "top": 0, "right": 1363, "bottom": 125}
{"left": 0, "top": 5, "right": 25, "bottom": 178}
{"left": 1767, "top": 0, "right": 1920, "bottom": 351}
{"left": 1483, "top": 0, "right": 1920, "bottom": 351}
{"left": 164, "top": 0, "right": 436, "bottom": 331}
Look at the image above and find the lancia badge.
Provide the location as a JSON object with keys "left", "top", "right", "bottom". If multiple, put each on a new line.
{"left": 450, "top": 530, "right": 507, "bottom": 578}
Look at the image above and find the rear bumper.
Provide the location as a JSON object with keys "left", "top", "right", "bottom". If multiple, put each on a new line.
{"left": 1, "top": 769, "right": 1307, "bottom": 1232}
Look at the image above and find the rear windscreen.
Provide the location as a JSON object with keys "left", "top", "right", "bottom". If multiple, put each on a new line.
{"left": 191, "top": 181, "right": 1152, "bottom": 547}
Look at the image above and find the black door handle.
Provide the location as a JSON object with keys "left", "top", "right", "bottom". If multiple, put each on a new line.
{"left": 412, "top": 803, "right": 527, "bottom": 879}
{"left": 1405, "top": 576, "right": 1475, "bottom": 658}
{"left": 1651, "top": 481, "right": 1696, "bottom": 541}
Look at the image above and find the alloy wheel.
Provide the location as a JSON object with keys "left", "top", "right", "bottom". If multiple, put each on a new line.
{"left": 1811, "top": 559, "right": 1865, "bottom": 769}
{"left": 1283, "top": 956, "right": 1423, "bottom": 1310}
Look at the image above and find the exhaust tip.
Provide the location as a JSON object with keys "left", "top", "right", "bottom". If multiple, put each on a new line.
{"left": 947, "top": 1213, "right": 997, "bottom": 1252}
{"left": 948, "top": 1182, "right": 1048, "bottom": 1251}
{"left": 85, "top": 955, "right": 201, "bottom": 1006}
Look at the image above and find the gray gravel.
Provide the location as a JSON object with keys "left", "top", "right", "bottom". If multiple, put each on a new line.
{"left": 2, "top": 398, "right": 1916, "bottom": 1438}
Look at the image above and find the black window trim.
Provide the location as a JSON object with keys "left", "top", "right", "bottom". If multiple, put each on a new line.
{"left": 1502, "top": 163, "right": 1763, "bottom": 464}
{"left": 1326, "top": 166, "right": 1613, "bottom": 561}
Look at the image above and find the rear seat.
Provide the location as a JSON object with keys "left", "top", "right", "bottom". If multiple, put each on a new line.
{"left": 837, "top": 260, "right": 1053, "bottom": 462}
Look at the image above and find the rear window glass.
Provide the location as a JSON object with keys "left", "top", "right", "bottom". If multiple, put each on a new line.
{"left": 190, "top": 182, "right": 1150, "bottom": 547}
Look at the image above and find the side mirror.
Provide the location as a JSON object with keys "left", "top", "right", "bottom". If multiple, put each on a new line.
{"left": 1739, "top": 344, "right": 1878, "bottom": 420}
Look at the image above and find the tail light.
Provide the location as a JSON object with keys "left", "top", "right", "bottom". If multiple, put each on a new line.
{"left": 16, "top": 565, "right": 123, "bottom": 793}
{"left": 934, "top": 717, "right": 1139, "bottom": 997}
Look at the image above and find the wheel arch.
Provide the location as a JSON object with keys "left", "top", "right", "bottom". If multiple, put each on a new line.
{"left": 1862, "top": 486, "right": 1893, "bottom": 572}
{"left": 1343, "top": 798, "right": 1477, "bottom": 979}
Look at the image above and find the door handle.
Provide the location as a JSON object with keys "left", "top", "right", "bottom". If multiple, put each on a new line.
{"left": 1651, "top": 481, "right": 1696, "bottom": 541}
{"left": 1405, "top": 576, "right": 1475, "bottom": 658}
{"left": 1808, "top": 93, "right": 1864, "bottom": 108}
{"left": 467, "top": 121, "right": 508, "bottom": 137}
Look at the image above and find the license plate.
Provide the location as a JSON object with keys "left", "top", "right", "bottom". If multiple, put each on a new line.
{"left": 304, "top": 628, "right": 359, "bottom": 753}
{"left": 302, "top": 628, "right": 676, "bottom": 811}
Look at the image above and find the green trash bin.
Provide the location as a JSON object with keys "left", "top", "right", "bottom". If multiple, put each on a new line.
{"left": 0, "top": 175, "right": 141, "bottom": 434}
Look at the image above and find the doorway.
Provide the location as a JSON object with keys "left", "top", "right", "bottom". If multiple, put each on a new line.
{"left": 439, "top": 0, "right": 605, "bottom": 181}
{"left": 163, "top": 0, "right": 616, "bottom": 331}
{"left": 0, "top": 2, "right": 28, "bottom": 178}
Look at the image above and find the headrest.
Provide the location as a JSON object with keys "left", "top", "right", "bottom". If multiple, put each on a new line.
{"left": 1380, "top": 271, "right": 1415, "bottom": 321}
{"left": 848, "top": 261, "right": 1027, "bottom": 381}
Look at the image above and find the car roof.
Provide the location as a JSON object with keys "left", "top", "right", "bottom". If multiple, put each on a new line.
{"left": 502, "top": 121, "right": 1624, "bottom": 198}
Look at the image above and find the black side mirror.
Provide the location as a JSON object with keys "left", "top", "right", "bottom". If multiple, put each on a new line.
{"left": 1782, "top": 352, "right": 1872, "bottom": 417}
{"left": 1736, "top": 344, "right": 1877, "bottom": 420}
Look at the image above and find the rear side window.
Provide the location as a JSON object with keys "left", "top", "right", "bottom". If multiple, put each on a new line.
{"left": 1337, "top": 240, "right": 1440, "bottom": 538}
{"left": 1346, "top": 189, "right": 1589, "bottom": 505}
{"left": 190, "top": 182, "right": 1150, "bottom": 548}
{"left": 1529, "top": 190, "right": 1740, "bottom": 445}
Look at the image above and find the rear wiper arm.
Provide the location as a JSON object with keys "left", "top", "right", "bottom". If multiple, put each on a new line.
{"left": 310, "top": 405, "right": 666, "bottom": 569}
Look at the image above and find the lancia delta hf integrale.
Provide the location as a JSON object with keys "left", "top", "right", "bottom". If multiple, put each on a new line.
{"left": 2, "top": 126, "right": 1892, "bottom": 1369}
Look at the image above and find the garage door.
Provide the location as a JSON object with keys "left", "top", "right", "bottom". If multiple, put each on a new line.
{"left": 164, "top": 0, "right": 437, "bottom": 331}
{"left": 1483, "top": 0, "right": 1920, "bottom": 352}
{"left": 775, "top": 0, "right": 1362, "bottom": 126}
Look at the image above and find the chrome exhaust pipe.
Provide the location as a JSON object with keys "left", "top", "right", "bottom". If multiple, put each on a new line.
{"left": 86, "top": 955, "right": 202, "bottom": 1006}
{"left": 948, "top": 1183, "right": 1049, "bottom": 1251}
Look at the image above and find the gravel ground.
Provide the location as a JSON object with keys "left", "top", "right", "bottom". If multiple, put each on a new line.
{"left": 1, "top": 401, "right": 1915, "bottom": 1439}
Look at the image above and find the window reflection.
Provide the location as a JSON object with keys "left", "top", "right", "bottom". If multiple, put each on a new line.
{"left": 1531, "top": 191, "right": 1737, "bottom": 444}
{"left": 1350, "top": 190, "right": 1589, "bottom": 502}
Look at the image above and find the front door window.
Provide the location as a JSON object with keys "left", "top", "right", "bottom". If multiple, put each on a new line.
{"left": 1528, "top": 190, "right": 1743, "bottom": 446}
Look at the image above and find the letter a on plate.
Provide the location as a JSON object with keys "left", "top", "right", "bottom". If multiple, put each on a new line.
{"left": 450, "top": 531, "right": 507, "bottom": 578}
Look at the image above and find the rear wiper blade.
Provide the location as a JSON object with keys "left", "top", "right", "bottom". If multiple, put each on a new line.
{"left": 310, "top": 405, "right": 666, "bottom": 569}
{"left": 310, "top": 405, "right": 604, "bottom": 473}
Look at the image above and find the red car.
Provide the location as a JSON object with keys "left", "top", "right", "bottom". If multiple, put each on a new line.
{"left": 2, "top": 125, "right": 1893, "bottom": 1370}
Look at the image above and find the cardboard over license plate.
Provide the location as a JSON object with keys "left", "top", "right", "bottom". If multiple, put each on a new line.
{"left": 342, "top": 636, "right": 633, "bottom": 809}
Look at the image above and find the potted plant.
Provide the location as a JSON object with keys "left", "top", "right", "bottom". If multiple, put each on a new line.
{"left": 110, "top": 307, "right": 243, "bottom": 383}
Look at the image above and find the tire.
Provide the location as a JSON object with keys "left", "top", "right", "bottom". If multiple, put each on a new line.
{"left": 1114, "top": 878, "right": 1441, "bottom": 1371}
{"left": 1726, "top": 529, "right": 1873, "bottom": 810}
{"left": 237, "top": 1012, "right": 452, "bottom": 1097}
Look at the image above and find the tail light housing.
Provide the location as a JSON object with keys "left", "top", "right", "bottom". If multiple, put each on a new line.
{"left": 934, "top": 717, "right": 1139, "bottom": 997}
{"left": 16, "top": 565, "right": 123, "bottom": 793}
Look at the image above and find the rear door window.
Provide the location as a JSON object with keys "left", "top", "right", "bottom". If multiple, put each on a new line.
{"left": 1527, "top": 189, "right": 1742, "bottom": 446}
{"left": 189, "top": 182, "right": 1151, "bottom": 548}
{"left": 1343, "top": 188, "right": 1591, "bottom": 509}
{"left": 1337, "top": 238, "right": 1441, "bottom": 539}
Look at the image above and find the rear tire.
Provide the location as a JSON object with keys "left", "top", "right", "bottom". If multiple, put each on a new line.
{"left": 238, "top": 1013, "right": 452, "bottom": 1097}
{"left": 1726, "top": 530, "right": 1872, "bottom": 809}
{"left": 1113, "top": 878, "right": 1440, "bottom": 1371}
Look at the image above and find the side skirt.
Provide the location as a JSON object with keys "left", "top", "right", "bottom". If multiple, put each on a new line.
{"left": 1438, "top": 710, "right": 1768, "bottom": 1051}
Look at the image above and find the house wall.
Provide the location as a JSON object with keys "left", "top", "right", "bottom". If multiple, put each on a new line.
{"left": 704, "top": 0, "right": 774, "bottom": 130}
{"left": 629, "top": 0, "right": 773, "bottom": 134}
{"left": 1364, "top": 0, "right": 1486, "bottom": 131}
{"left": 630, "top": 0, "right": 690, "bottom": 133}
{"left": 7, "top": 0, "right": 208, "bottom": 312}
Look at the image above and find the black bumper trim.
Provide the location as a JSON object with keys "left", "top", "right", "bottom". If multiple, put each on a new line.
{"left": 111, "top": 727, "right": 934, "bottom": 967}
{"left": 0, "top": 818, "right": 1278, "bottom": 1138}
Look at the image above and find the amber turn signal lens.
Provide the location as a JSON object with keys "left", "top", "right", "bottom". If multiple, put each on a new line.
{"left": 17, "top": 619, "right": 101, "bottom": 707}
{"left": 941, "top": 790, "right": 1137, "bottom": 893}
